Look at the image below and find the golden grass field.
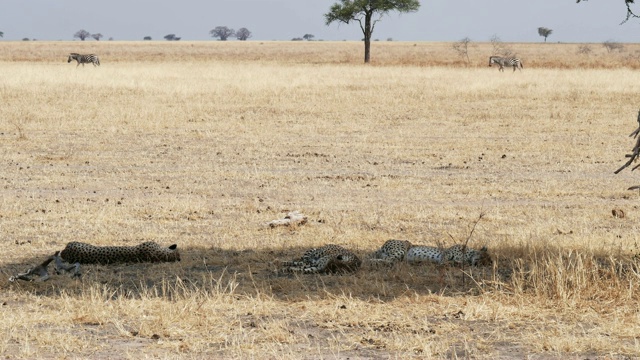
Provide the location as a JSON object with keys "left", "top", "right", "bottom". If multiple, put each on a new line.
{"left": 1, "top": 40, "right": 640, "bottom": 359}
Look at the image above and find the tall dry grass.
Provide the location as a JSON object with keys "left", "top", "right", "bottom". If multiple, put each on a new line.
{"left": 1, "top": 41, "right": 640, "bottom": 359}
{"left": 2, "top": 40, "right": 640, "bottom": 68}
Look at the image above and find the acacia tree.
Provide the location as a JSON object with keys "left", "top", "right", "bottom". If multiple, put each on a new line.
{"left": 164, "top": 34, "right": 181, "bottom": 41}
{"left": 236, "top": 28, "right": 252, "bottom": 41}
{"left": 92, "top": 33, "right": 103, "bottom": 41}
{"left": 0, "top": 32, "right": 3, "bottom": 38}
{"left": 74, "top": 29, "right": 91, "bottom": 41}
{"left": 452, "top": 37, "right": 472, "bottom": 65}
{"left": 303, "top": 34, "right": 315, "bottom": 41}
{"left": 490, "top": 34, "right": 513, "bottom": 57}
{"left": 577, "top": 0, "right": 638, "bottom": 23}
{"left": 537, "top": 27, "right": 552, "bottom": 42}
{"left": 210, "top": 26, "right": 235, "bottom": 41}
{"left": 324, "top": 0, "right": 420, "bottom": 63}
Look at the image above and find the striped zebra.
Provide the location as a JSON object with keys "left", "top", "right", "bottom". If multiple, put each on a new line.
{"left": 489, "top": 56, "right": 523, "bottom": 72}
{"left": 67, "top": 53, "right": 100, "bottom": 67}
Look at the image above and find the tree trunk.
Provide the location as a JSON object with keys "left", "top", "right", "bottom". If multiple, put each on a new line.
{"left": 364, "top": 38, "right": 371, "bottom": 63}
{"left": 363, "top": 10, "right": 372, "bottom": 63}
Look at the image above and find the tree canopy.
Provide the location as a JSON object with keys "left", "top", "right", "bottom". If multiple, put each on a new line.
{"left": 537, "top": 27, "right": 552, "bottom": 42}
{"left": 236, "top": 28, "right": 252, "bottom": 41}
{"left": 210, "top": 26, "right": 235, "bottom": 41}
{"left": 74, "top": 29, "right": 90, "bottom": 41}
{"left": 325, "top": 0, "right": 420, "bottom": 63}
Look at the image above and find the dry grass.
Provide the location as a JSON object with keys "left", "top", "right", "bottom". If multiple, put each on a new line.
{"left": 1, "top": 41, "right": 640, "bottom": 359}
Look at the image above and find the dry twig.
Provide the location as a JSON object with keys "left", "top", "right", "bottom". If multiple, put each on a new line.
{"left": 615, "top": 109, "right": 640, "bottom": 189}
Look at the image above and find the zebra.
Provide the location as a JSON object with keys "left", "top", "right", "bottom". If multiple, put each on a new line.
{"left": 489, "top": 56, "right": 523, "bottom": 72}
{"left": 67, "top": 53, "right": 100, "bottom": 67}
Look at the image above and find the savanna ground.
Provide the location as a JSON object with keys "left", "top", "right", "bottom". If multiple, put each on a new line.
{"left": 1, "top": 40, "right": 640, "bottom": 359}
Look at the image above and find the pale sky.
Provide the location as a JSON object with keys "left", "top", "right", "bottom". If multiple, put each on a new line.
{"left": 1, "top": 0, "right": 638, "bottom": 43}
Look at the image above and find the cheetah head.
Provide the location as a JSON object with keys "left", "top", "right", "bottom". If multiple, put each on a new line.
{"left": 327, "top": 253, "right": 361, "bottom": 273}
{"left": 470, "top": 246, "right": 491, "bottom": 266}
{"left": 167, "top": 244, "right": 181, "bottom": 261}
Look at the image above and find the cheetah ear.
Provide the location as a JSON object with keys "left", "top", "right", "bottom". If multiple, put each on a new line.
{"left": 169, "top": 244, "right": 178, "bottom": 250}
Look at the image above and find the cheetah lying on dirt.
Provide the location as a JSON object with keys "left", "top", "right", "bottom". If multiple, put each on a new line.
{"left": 280, "top": 244, "right": 361, "bottom": 274}
{"left": 58, "top": 241, "right": 180, "bottom": 264}
{"left": 406, "top": 244, "right": 491, "bottom": 266}
{"left": 370, "top": 239, "right": 491, "bottom": 266}
{"left": 9, "top": 241, "right": 180, "bottom": 282}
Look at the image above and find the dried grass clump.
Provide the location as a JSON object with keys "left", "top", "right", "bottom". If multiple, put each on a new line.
{"left": 504, "top": 248, "right": 640, "bottom": 305}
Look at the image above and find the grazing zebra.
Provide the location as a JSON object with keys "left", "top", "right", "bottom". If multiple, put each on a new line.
{"left": 489, "top": 56, "right": 523, "bottom": 72}
{"left": 67, "top": 53, "right": 100, "bottom": 67}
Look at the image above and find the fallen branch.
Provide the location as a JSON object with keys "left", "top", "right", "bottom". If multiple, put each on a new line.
{"left": 615, "top": 109, "right": 640, "bottom": 178}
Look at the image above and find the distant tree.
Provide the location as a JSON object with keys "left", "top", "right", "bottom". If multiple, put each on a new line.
{"left": 303, "top": 34, "right": 315, "bottom": 41}
{"left": 143, "top": 36, "right": 152, "bottom": 41}
{"left": 324, "top": 0, "right": 420, "bottom": 63}
{"left": 91, "top": 33, "right": 103, "bottom": 41}
{"left": 386, "top": 37, "right": 393, "bottom": 41}
{"left": 236, "top": 27, "right": 252, "bottom": 41}
{"left": 577, "top": 44, "right": 592, "bottom": 55}
{"left": 109, "top": 37, "right": 114, "bottom": 41}
{"left": 452, "top": 37, "right": 472, "bottom": 65}
{"left": 537, "top": 27, "right": 553, "bottom": 42}
{"left": 164, "top": 34, "right": 180, "bottom": 41}
{"left": 291, "top": 37, "right": 303, "bottom": 41}
{"left": 74, "top": 29, "right": 91, "bottom": 41}
{"left": 603, "top": 39, "right": 624, "bottom": 53}
{"left": 490, "top": 34, "right": 513, "bottom": 57}
{"left": 0, "top": 31, "right": 3, "bottom": 38}
{"left": 210, "top": 26, "right": 235, "bottom": 41}
{"left": 22, "top": 38, "right": 29, "bottom": 41}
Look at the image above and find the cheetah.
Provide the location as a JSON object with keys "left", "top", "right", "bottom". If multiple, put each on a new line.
{"left": 59, "top": 241, "right": 180, "bottom": 264}
{"left": 406, "top": 244, "right": 491, "bottom": 266}
{"left": 404, "top": 245, "right": 444, "bottom": 264}
{"left": 10, "top": 241, "right": 180, "bottom": 282}
{"left": 280, "top": 244, "right": 361, "bottom": 274}
{"left": 370, "top": 239, "right": 413, "bottom": 264}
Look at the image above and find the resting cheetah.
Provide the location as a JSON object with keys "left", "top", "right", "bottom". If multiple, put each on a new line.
{"left": 404, "top": 245, "right": 444, "bottom": 264}
{"left": 280, "top": 244, "right": 361, "bottom": 274}
{"left": 370, "top": 239, "right": 413, "bottom": 264}
{"left": 59, "top": 241, "right": 180, "bottom": 264}
{"left": 406, "top": 244, "right": 491, "bottom": 266}
{"left": 10, "top": 241, "right": 180, "bottom": 282}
